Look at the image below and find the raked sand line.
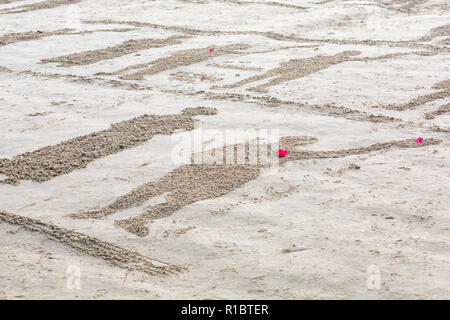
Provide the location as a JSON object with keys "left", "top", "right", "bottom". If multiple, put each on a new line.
{"left": 0, "top": 107, "right": 218, "bottom": 185}
{"left": 0, "top": 28, "right": 137, "bottom": 48}
{"left": 70, "top": 137, "right": 441, "bottom": 237}
{"left": 0, "top": 0, "right": 84, "bottom": 14}
{"left": 0, "top": 211, "right": 183, "bottom": 276}
{"left": 40, "top": 35, "right": 188, "bottom": 67}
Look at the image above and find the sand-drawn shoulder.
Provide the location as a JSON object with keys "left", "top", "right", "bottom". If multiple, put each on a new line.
{"left": 0, "top": 107, "right": 218, "bottom": 185}
{"left": 69, "top": 136, "right": 441, "bottom": 237}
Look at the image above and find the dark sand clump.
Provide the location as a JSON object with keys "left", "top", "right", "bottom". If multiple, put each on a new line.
{"left": 70, "top": 137, "right": 440, "bottom": 237}
{"left": 0, "top": 107, "right": 218, "bottom": 185}
{"left": 0, "top": 211, "right": 182, "bottom": 275}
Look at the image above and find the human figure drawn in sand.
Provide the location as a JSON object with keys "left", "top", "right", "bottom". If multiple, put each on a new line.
{"left": 68, "top": 135, "right": 440, "bottom": 237}
{"left": 99, "top": 44, "right": 251, "bottom": 80}
{"left": 0, "top": 107, "right": 217, "bottom": 185}
{"left": 223, "top": 50, "right": 361, "bottom": 92}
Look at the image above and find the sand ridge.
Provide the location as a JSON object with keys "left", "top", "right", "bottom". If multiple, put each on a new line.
{"left": 0, "top": 211, "right": 182, "bottom": 275}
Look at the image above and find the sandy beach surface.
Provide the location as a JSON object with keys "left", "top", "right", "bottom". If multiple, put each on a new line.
{"left": 0, "top": 0, "right": 449, "bottom": 299}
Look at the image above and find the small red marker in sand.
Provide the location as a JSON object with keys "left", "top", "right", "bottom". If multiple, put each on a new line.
{"left": 209, "top": 48, "right": 214, "bottom": 52}
{"left": 275, "top": 149, "right": 288, "bottom": 157}
{"left": 416, "top": 137, "right": 424, "bottom": 144}
{"left": 200, "top": 75, "right": 206, "bottom": 81}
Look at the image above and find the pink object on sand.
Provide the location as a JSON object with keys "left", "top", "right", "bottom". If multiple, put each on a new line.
{"left": 277, "top": 149, "right": 288, "bottom": 157}
{"left": 416, "top": 137, "right": 424, "bottom": 144}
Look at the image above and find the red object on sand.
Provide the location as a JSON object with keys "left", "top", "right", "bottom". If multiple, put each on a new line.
{"left": 277, "top": 149, "right": 288, "bottom": 157}
{"left": 416, "top": 137, "right": 424, "bottom": 144}
{"left": 209, "top": 48, "right": 214, "bottom": 52}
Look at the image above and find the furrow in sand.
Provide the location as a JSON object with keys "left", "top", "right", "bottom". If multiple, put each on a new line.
{"left": 0, "top": 107, "right": 218, "bottom": 185}
{"left": 0, "top": 0, "right": 84, "bottom": 14}
{"left": 70, "top": 137, "right": 441, "bottom": 237}
{"left": 0, "top": 28, "right": 137, "bottom": 47}
{"left": 40, "top": 35, "right": 187, "bottom": 67}
{"left": 0, "top": 211, "right": 183, "bottom": 275}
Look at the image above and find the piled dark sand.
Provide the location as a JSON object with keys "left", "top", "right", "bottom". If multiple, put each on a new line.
{"left": 0, "top": 107, "right": 218, "bottom": 185}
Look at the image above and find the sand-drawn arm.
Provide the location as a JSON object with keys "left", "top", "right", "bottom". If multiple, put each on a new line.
{"left": 68, "top": 136, "right": 440, "bottom": 238}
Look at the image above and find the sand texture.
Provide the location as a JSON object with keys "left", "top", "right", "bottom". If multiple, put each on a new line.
{"left": 0, "top": 0, "right": 449, "bottom": 299}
